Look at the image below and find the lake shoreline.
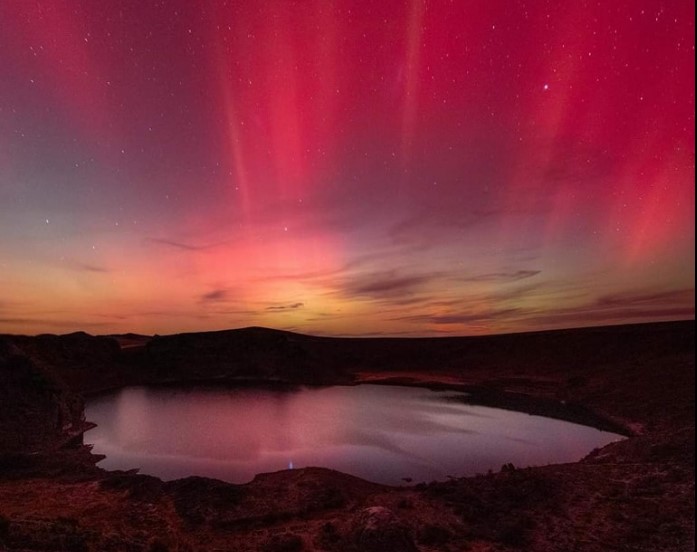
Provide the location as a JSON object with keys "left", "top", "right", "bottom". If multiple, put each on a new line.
{"left": 85, "top": 384, "right": 625, "bottom": 486}
{"left": 86, "top": 376, "right": 631, "bottom": 436}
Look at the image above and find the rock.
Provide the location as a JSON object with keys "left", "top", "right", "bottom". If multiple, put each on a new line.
{"left": 0, "top": 341, "right": 84, "bottom": 454}
{"left": 314, "top": 522, "right": 342, "bottom": 549}
{"left": 147, "top": 536, "right": 170, "bottom": 551}
{"left": 164, "top": 477, "right": 243, "bottom": 525}
{"left": 352, "top": 507, "right": 417, "bottom": 552}
{"left": 99, "top": 474, "right": 164, "bottom": 503}
{"left": 2, "top": 518, "right": 92, "bottom": 551}
{"left": 306, "top": 485, "right": 347, "bottom": 511}
{"left": 418, "top": 523, "right": 452, "bottom": 546}
{"left": 263, "top": 533, "right": 304, "bottom": 552}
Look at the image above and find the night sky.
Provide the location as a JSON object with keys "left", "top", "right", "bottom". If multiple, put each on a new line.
{"left": 0, "top": 1, "right": 694, "bottom": 337}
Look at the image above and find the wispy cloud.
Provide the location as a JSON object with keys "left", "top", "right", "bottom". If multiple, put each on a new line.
{"left": 383, "top": 284, "right": 694, "bottom": 332}
{"left": 595, "top": 288, "right": 695, "bottom": 308}
{"left": 521, "top": 305, "right": 695, "bottom": 328}
{"left": 0, "top": 318, "right": 112, "bottom": 328}
{"left": 147, "top": 238, "right": 208, "bottom": 251}
{"left": 254, "top": 267, "right": 346, "bottom": 284}
{"left": 430, "top": 308, "right": 524, "bottom": 325}
{"left": 252, "top": 248, "right": 430, "bottom": 287}
{"left": 391, "top": 307, "right": 523, "bottom": 326}
{"left": 266, "top": 302, "right": 305, "bottom": 312}
{"left": 337, "top": 270, "right": 439, "bottom": 300}
{"left": 529, "top": 287, "right": 696, "bottom": 326}
{"left": 199, "top": 288, "right": 233, "bottom": 303}
{"left": 146, "top": 237, "right": 232, "bottom": 252}
{"left": 65, "top": 260, "right": 110, "bottom": 273}
{"left": 459, "top": 270, "right": 541, "bottom": 283}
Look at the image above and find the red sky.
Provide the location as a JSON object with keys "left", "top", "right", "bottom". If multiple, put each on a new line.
{"left": 0, "top": 0, "right": 694, "bottom": 336}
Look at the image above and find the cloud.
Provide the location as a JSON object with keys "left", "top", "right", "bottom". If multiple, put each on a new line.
{"left": 66, "top": 260, "right": 110, "bottom": 273}
{"left": 266, "top": 303, "right": 305, "bottom": 312}
{"left": 325, "top": 328, "right": 455, "bottom": 337}
{"left": 595, "top": 288, "right": 695, "bottom": 308}
{"left": 459, "top": 270, "right": 541, "bottom": 283}
{"left": 252, "top": 248, "right": 430, "bottom": 287}
{"left": 0, "top": 318, "right": 112, "bottom": 328}
{"left": 338, "top": 270, "right": 438, "bottom": 300}
{"left": 146, "top": 237, "right": 232, "bottom": 252}
{"left": 521, "top": 306, "right": 695, "bottom": 328}
{"left": 323, "top": 266, "right": 543, "bottom": 308}
{"left": 199, "top": 288, "right": 232, "bottom": 303}
{"left": 429, "top": 308, "right": 524, "bottom": 325}
{"left": 386, "top": 285, "right": 694, "bottom": 331}
{"left": 147, "top": 238, "right": 207, "bottom": 251}
{"left": 392, "top": 307, "right": 523, "bottom": 326}
{"left": 507, "top": 287, "right": 695, "bottom": 328}
{"left": 351, "top": 275, "right": 431, "bottom": 297}
{"left": 254, "top": 267, "right": 346, "bottom": 284}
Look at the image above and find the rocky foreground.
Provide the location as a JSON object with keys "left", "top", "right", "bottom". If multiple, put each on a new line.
{"left": 0, "top": 321, "right": 694, "bottom": 551}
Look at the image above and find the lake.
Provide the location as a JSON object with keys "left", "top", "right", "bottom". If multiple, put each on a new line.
{"left": 85, "top": 384, "right": 623, "bottom": 486}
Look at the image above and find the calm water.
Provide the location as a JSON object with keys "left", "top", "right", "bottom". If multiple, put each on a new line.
{"left": 85, "top": 385, "right": 623, "bottom": 486}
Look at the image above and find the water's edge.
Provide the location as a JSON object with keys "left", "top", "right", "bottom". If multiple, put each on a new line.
{"left": 85, "top": 383, "right": 625, "bottom": 486}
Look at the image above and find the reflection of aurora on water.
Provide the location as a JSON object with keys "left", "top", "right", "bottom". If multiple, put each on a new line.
{"left": 86, "top": 385, "right": 624, "bottom": 486}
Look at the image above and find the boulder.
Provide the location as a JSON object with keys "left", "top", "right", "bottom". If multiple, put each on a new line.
{"left": 352, "top": 507, "right": 417, "bottom": 552}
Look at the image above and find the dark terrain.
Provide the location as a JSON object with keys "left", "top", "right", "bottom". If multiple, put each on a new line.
{"left": 0, "top": 321, "right": 693, "bottom": 551}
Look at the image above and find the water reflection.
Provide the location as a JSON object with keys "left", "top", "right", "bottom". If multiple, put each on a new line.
{"left": 86, "top": 385, "right": 623, "bottom": 485}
